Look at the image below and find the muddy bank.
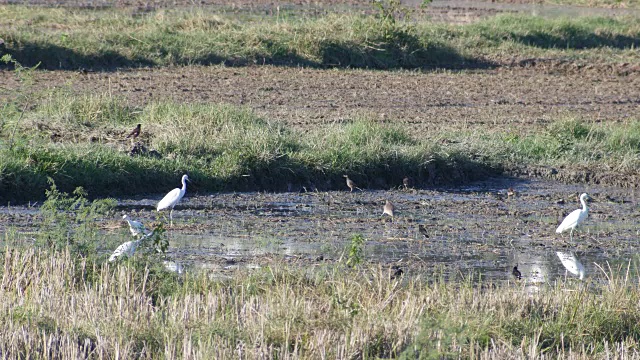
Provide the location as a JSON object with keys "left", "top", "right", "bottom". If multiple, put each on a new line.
{"left": 508, "top": 165, "right": 640, "bottom": 189}
{"left": 2, "top": 178, "right": 639, "bottom": 284}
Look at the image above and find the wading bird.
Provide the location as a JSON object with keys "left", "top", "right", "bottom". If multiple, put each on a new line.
{"left": 418, "top": 224, "right": 429, "bottom": 239}
{"left": 390, "top": 265, "right": 404, "bottom": 280}
{"left": 512, "top": 265, "right": 522, "bottom": 280}
{"left": 383, "top": 200, "right": 395, "bottom": 219}
{"left": 556, "top": 251, "right": 585, "bottom": 280}
{"left": 126, "top": 124, "right": 141, "bottom": 140}
{"left": 122, "top": 214, "right": 150, "bottom": 237}
{"left": 157, "top": 174, "right": 189, "bottom": 226}
{"left": 556, "top": 193, "right": 590, "bottom": 241}
{"left": 109, "top": 231, "right": 154, "bottom": 262}
{"left": 343, "top": 175, "right": 362, "bottom": 192}
{"left": 402, "top": 177, "right": 413, "bottom": 190}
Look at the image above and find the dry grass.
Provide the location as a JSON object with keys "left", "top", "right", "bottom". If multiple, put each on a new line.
{"left": 1, "top": 247, "right": 640, "bottom": 358}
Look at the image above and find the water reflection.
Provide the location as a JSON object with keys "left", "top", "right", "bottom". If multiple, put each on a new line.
{"left": 556, "top": 252, "right": 586, "bottom": 280}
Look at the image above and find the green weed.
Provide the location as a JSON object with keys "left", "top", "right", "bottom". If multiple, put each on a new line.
{"left": 38, "top": 179, "right": 116, "bottom": 255}
{"left": 345, "top": 233, "right": 366, "bottom": 267}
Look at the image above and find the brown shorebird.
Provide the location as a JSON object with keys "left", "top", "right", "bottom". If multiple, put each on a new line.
{"left": 512, "top": 265, "right": 522, "bottom": 280}
{"left": 383, "top": 200, "right": 395, "bottom": 219}
{"left": 343, "top": 175, "right": 362, "bottom": 192}
{"left": 126, "top": 124, "right": 141, "bottom": 140}
{"left": 402, "top": 176, "right": 413, "bottom": 190}
{"left": 418, "top": 224, "right": 429, "bottom": 239}
{"left": 507, "top": 187, "right": 516, "bottom": 199}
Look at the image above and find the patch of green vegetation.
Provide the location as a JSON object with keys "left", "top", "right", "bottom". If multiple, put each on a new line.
{"left": 0, "top": 92, "right": 496, "bottom": 202}
{"left": 1, "top": 6, "right": 638, "bottom": 70}
{"left": 476, "top": 117, "right": 640, "bottom": 170}
{"left": 2, "top": 88, "right": 639, "bottom": 201}
{"left": 345, "top": 233, "right": 366, "bottom": 267}
{"left": 38, "top": 179, "right": 116, "bottom": 255}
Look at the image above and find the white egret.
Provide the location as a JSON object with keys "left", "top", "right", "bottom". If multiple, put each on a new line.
{"left": 109, "top": 239, "right": 140, "bottom": 262}
{"left": 556, "top": 251, "right": 585, "bottom": 280}
{"left": 556, "top": 193, "right": 590, "bottom": 241}
{"left": 157, "top": 174, "right": 189, "bottom": 226}
{"left": 122, "top": 214, "right": 150, "bottom": 237}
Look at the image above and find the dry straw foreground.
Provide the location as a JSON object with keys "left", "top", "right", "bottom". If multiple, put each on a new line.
{"left": 1, "top": 247, "right": 639, "bottom": 358}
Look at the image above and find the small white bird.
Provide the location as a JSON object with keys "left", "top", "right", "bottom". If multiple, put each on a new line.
{"left": 556, "top": 251, "right": 586, "bottom": 280}
{"left": 122, "top": 214, "right": 150, "bottom": 237}
{"left": 109, "top": 231, "right": 154, "bottom": 262}
{"left": 157, "top": 174, "right": 189, "bottom": 226}
{"left": 556, "top": 193, "right": 590, "bottom": 241}
{"left": 109, "top": 239, "right": 140, "bottom": 262}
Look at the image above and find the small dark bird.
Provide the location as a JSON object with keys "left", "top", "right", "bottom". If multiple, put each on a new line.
{"left": 418, "top": 224, "right": 429, "bottom": 239}
{"left": 383, "top": 200, "right": 395, "bottom": 219}
{"left": 126, "top": 124, "right": 141, "bottom": 140}
{"left": 390, "top": 265, "right": 404, "bottom": 280}
{"left": 512, "top": 266, "right": 522, "bottom": 280}
{"left": 402, "top": 176, "right": 413, "bottom": 190}
{"left": 507, "top": 187, "right": 516, "bottom": 199}
{"left": 343, "top": 175, "right": 362, "bottom": 192}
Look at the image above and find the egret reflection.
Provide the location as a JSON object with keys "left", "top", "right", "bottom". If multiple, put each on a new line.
{"left": 557, "top": 251, "right": 586, "bottom": 280}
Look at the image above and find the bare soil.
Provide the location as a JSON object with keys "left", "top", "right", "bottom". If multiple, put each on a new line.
{"left": 4, "top": 66, "right": 638, "bottom": 129}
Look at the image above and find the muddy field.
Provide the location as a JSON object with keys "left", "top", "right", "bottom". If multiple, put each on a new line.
{"left": 3, "top": 66, "right": 639, "bottom": 130}
{"left": 2, "top": 0, "right": 639, "bottom": 283}
{"left": 2, "top": 178, "right": 639, "bottom": 284}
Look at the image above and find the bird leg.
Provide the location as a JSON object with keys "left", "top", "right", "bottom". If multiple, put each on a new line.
{"left": 169, "top": 209, "right": 174, "bottom": 227}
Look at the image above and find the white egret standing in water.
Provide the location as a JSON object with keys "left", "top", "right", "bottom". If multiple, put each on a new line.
{"left": 556, "top": 193, "right": 590, "bottom": 241}
{"left": 122, "top": 214, "right": 150, "bottom": 237}
{"left": 157, "top": 174, "right": 189, "bottom": 226}
{"left": 556, "top": 251, "right": 585, "bottom": 280}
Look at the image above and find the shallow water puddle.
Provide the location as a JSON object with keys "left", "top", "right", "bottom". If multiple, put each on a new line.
{"left": 2, "top": 177, "right": 639, "bottom": 284}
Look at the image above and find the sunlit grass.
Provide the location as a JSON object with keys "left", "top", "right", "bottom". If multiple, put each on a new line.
{"left": 1, "top": 92, "right": 639, "bottom": 201}
{"left": 0, "top": 247, "right": 639, "bottom": 358}
{"left": 1, "top": 5, "right": 639, "bottom": 70}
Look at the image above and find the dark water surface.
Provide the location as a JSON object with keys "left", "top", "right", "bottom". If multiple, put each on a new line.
{"left": 2, "top": 177, "right": 639, "bottom": 285}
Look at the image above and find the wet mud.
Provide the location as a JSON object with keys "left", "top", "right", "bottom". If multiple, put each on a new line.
{"left": 2, "top": 178, "right": 639, "bottom": 285}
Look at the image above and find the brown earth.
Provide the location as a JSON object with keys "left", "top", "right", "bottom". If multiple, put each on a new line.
{"left": 3, "top": 65, "right": 638, "bottom": 130}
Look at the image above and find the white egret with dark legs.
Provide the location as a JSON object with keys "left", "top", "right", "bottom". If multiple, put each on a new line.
{"left": 157, "top": 174, "right": 189, "bottom": 226}
{"left": 556, "top": 193, "right": 590, "bottom": 241}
